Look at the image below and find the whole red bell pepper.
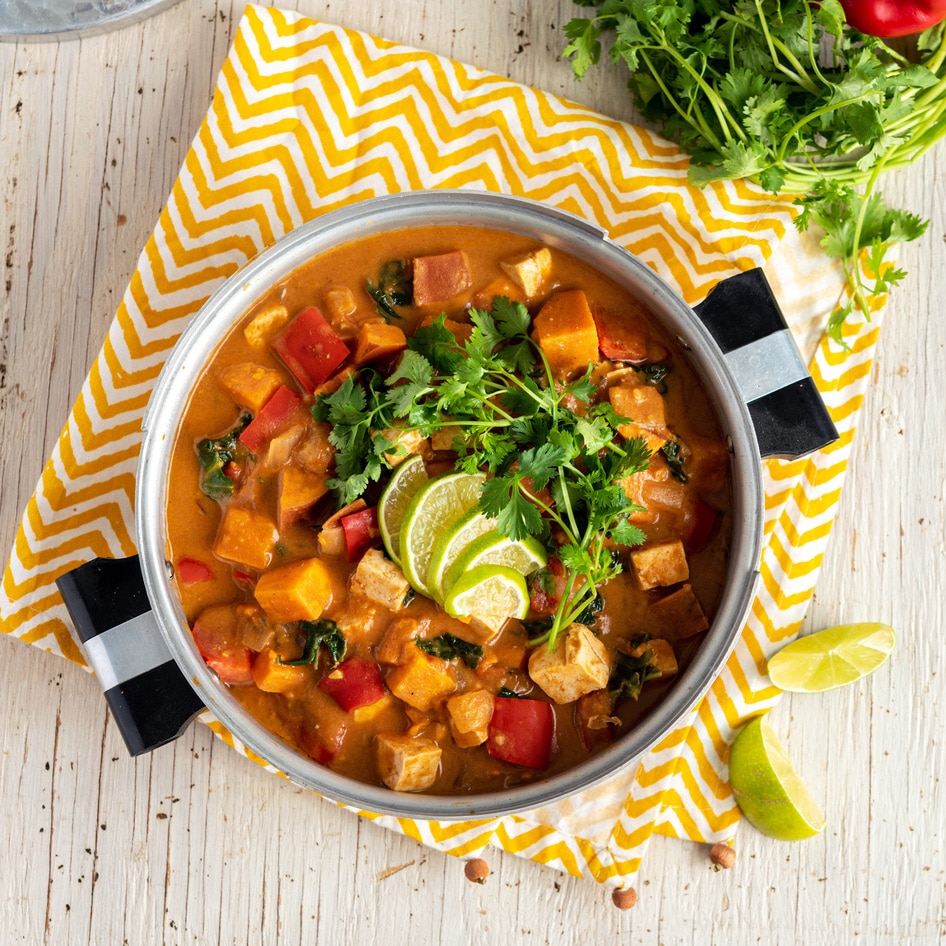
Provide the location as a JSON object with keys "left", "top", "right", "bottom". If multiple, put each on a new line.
{"left": 841, "top": 0, "right": 946, "bottom": 37}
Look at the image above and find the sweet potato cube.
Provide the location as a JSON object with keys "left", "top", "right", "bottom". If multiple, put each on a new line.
{"left": 685, "top": 434, "right": 731, "bottom": 492}
{"left": 532, "top": 289, "right": 600, "bottom": 379}
{"left": 528, "top": 623, "right": 611, "bottom": 705}
{"left": 447, "top": 690, "right": 493, "bottom": 745}
{"left": 418, "top": 314, "right": 474, "bottom": 345}
{"left": 213, "top": 506, "right": 278, "bottom": 571}
{"left": 500, "top": 247, "right": 552, "bottom": 299}
{"left": 377, "top": 618, "right": 425, "bottom": 665}
{"left": 629, "top": 540, "right": 689, "bottom": 590}
{"left": 352, "top": 321, "right": 407, "bottom": 366}
{"left": 386, "top": 648, "right": 457, "bottom": 711}
{"left": 252, "top": 646, "right": 311, "bottom": 693}
{"left": 472, "top": 276, "right": 527, "bottom": 309}
{"left": 217, "top": 363, "right": 285, "bottom": 414}
{"left": 350, "top": 548, "right": 412, "bottom": 612}
{"left": 412, "top": 251, "right": 472, "bottom": 305}
{"left": 244, "top": 304, "right": 290, "bottom": 349}
{"left": 629, "top": 638, "right": 679, "bottom": 678}
{"left": 375, "top": 734, "right": 442, "bottom": 792}
{"left": 278, "top": 465, "right": 329, "bottom": 530}
{"left": 650, "top": 584, "right": 710, "bottom": 638}
{"left": 253, "top": 557, "right": 333, "bottom": 623}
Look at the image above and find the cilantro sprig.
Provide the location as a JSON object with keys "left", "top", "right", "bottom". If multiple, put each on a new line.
{"left": 564, "top": 0, "right": 943, "bottom": 343}
{"left": 314, "top": 297, "right": 650, "bottom": 648}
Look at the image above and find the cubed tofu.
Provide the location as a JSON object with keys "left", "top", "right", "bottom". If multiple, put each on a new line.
{"left": 243, "top": 304, "right": 290, "bottom": 348}
{"left": 628, "top": 637, "right": 679, "bottom": 678}
{"left": 217, "top": 363, "right": 285, "bottom": 413}
{"left": 380, "top": 426, "right": 428, "bottom": 466}
{"left": 650, "top": 584, "right": 710, "bottom": 638}
{"left": 375, "top": 733, "right": 442, "bottom": 792}
{"left": 609, "top": 383, "right": 670, "bottom": 452}
{"left": 447, "top": 689, "right": 495, "bottom": 735}
{"left": 629, "top": 540, "right": 689, "bottom": 590}
{"left": 278, "top": 465, "right": 329, "bottom": 530}
{"left": 213, "top": 506, "right": 278, "bottom": 571}
{"left": 386, "top": 648, "right": 457, "bottom": 711}
{"left": 323, "top": 286, "right": 357, "bottom": 322}
{"left": 429, "top": 418, "right": 461, "bottom": 452}
{"left": 528, "top": 623, "right": 611, "bottom": 705}
{"left": 352, "top": 321, "right": 407, "bottom": 366}
{"left": 471, "top": 275, "right": 528, "bottom": 309}
{"left": 350, "top": 548, "right": 411, "bottom": 612}
{"left": 500, "top": 247, "right": 552, "bottom": 299}
{"left": 293, "top": 421, "right": 335, "bottom": 475}
{"left": 412, "top": 251, "right": 472, "bottom": 305}
{"left": 531, "top": 289, "right": 600, "bottom": 380}
{"left": 253, "top": 557, "right": 333, "bottom": 623}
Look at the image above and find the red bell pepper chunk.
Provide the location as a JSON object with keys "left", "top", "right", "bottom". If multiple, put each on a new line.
{"left": 238, "top": 385, "right": 302, "bottom": 454}
{"left": 318, "top": 658, "right": 386, "bottom": 713}
{"left": 685, "top": 499, "right": 720, "bottom": 554}
{"left": 486, "top": 696, "right": 555, "bottom": 769}
{"left": 176, "top": 557, "right": 214, "bottom": 584}
{"left": 191, "top": 612, "right": 255, "bottom": 684}
{"left": 340, "top": 506, "right": 381, "bottom": 562}
{"left": 593, "top": 305, "right": 648, "bottom": 363}
{"left": 272, "top": 306, "right": 350, "bottom": 393}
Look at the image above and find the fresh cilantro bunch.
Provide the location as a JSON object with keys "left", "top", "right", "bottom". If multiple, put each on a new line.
{"left": 314, "top": 298, "right": 651, "bottom": 647}
{"left": 564, "top": 0, "right": 946, "bottom": 341}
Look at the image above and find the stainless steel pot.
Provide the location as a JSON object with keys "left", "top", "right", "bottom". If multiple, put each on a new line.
{"left": 56, "top": 190, "right": 837, "bottom": 819}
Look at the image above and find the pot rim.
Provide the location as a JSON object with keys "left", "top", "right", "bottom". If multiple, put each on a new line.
{"left": 136, "top": 189, "right": 763, "bottom": 819}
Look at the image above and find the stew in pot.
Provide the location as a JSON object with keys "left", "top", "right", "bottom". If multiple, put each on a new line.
{"left": 165, "top": 225, "right": 732, "bottom": 795}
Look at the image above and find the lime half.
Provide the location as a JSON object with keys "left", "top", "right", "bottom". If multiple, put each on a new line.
{"left": 766, "top": 622, "right": 896, "bottom": 693}
{"left": 443, "top": 530, "right": 546, "bottom": 596}
{"left": 378, "top": 455, "right": 429, "bottom": 566}
{"left": 444, "top": 564, "right": 530, "bottom": 627}
{"left": 399, "top": 471, "right": 486, "bottom": 596}
{"left": 426, "top": 509, "right": 498, "bottom": 602}
{"left": 728, "top": 716, "right": 826, "bottom": 841}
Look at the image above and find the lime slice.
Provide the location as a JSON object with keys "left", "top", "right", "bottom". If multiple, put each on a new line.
{"left": 728, "top": 716, "right": 826, "bottom": 841}
{"left": 443, "top": 530, "right": 547, "bottom": 596}
{"left": 426, "top": 509, "right": 497, "bottom": 602}
{"left": 766, "top": 622, "right": 896, "bottom": 693}
{"left": 443, "top": 564, "right": 530, "bottom": 626}
{"left": 399, "top": 471, "right": 486, "bottom": 596}
{"left": 378, "top": 455, "right": 429, "bottom": 566}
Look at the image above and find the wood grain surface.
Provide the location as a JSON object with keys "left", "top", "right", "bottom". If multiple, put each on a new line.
{"left": 1, "top": 2, "right": 944, "bottom": 943}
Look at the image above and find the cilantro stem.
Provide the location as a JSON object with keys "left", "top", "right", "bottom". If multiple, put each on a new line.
{"left": 750, "top": 1, "right": 820, "bottom": 95}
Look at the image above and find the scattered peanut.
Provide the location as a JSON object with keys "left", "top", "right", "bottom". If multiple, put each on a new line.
{"left": 611, "top": 886, "right": 638, "bottom": 910}
{"left": 464, "top": 858, "right": 490, "bottom": 884}
{"left": 709, "top": 842, "right": 736, "bottom": 870}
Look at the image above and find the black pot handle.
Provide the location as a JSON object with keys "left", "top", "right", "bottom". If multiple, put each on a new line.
{"left": 693, "top": 268, "right": 839, "bottom": 459}
{"left": 56, "top": 556, "right": 204, "bottom": 756}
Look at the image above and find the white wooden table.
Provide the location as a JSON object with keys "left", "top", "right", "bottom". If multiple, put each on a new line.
{"left": 1, "top": 2, "right": 944, "bottom": 942}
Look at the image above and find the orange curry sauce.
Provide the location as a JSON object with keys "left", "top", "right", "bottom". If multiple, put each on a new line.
{"left": 166, "top": 226, "right": 732, "bottom": 795}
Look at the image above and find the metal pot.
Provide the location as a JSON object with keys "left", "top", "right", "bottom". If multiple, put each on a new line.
{"left": 57, "top": 190, "right": 837, "bottom": 819}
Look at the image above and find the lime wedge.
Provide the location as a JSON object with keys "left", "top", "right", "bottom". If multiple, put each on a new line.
{"left": 378, "top": 455, "right": 428, "bottom": 566}
{"left": 443, "top": 530, "right": 547, "bottom": 596}
{"left": 426, "top": 509, "right": 498, "bottom": 602}
{"left": 728, "top": 716, "right": 826, "bottom": 841}
{"left": 443, "top": 564, "right": 530, "bottom": 627}
{"left": 399, "top": 471, "right": 486, "bottom": 596}
{"left": 766, "top": 622, "right": 896, "bottom": 693}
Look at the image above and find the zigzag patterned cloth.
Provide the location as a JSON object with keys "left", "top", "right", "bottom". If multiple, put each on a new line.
{"left": 0, "top": 5, "right": 886, "bottom": 885}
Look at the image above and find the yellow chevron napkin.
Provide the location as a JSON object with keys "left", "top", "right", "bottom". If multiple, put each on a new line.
{"left": 0, "top": 4, "right": 887, "bottom": 886}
